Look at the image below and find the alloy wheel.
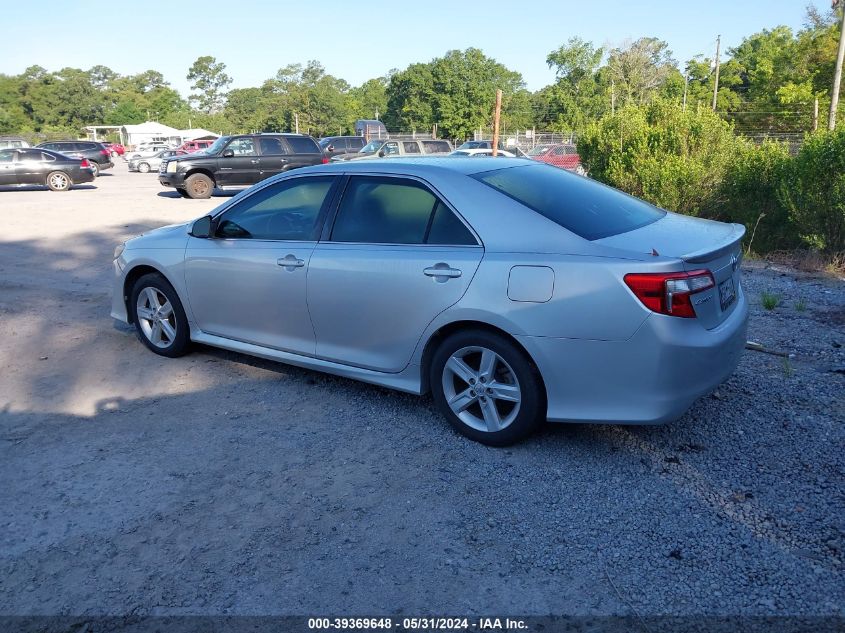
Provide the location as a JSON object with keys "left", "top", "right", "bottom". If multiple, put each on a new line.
{"left": 441, "top": 346, "right": 522, "bottom": 433}
{"left": 135, "top": 287, "right": 177, "bottom": 349}
{"left": 49, "top": 173, "right": 69, "bottom": 190}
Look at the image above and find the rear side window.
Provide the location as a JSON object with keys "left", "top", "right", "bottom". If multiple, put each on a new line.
{"left": 349, "top": 137, "right": 365, "bottom": 150}
{"left": 258, "top": 137, "right": 289, "bottom": 155}
{"left": 285, "top": 136, "right": 320, "bottom": 154}
{"left": 0, "top": 149, "right": 14, "bottom": 162}
{"left": 402, "top": 142, "right": 421, "bottom": 154}
{"left": 18, "top": 149, "right": 45, "bottom": 162}
{"left": 472, "top": 164, "right": 665, "bottom": 240}
{"left": 331, "top": 176, "right": 477, "bottom": 245}
{"left": 422, "top": 140, "right": 450, "bottom": 153}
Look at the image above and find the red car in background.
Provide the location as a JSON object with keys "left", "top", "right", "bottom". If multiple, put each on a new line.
{"left": 178, "top": 139, "right": 215, "bottom": 153}
{"left": 102, "top": 142, "right": 125, "bottom": 157}
{"left": 528, "top": 143, "right": 585, "bottom": 174}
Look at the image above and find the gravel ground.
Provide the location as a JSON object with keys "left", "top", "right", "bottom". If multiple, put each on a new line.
{"left": 0, "top": 164, "right": 843, "bottom": 617}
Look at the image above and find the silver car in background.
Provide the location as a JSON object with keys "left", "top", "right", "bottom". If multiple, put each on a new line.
{"left": 128, "top": 149, "right": 186, "bottom": 173}
{"left": 111, "top": 158, "right": 748, "bottom": 445}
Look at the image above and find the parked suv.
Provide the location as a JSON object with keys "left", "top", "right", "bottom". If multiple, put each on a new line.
{"left": 335, "top": 138, "right": 453, "bottom": 162}
{"left": 159, "top": 133, "right": 327, "bottom": 199}
{"left": 319, "top": 136, "right": 367, "bottom": 158}
{"left": 36, "top": 140, "right": 114, "bottom": 176}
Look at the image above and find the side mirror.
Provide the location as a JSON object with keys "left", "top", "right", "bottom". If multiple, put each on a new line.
{"left": 378, "top": 150, "right": 385, "bottom": 158}
{"left": 327, "top": 145, "right": 335, "bottom": 153}
{"left": 191, "top": 215, "right": 215, "bottom": 238}
{"left": 222, "top": 149, "right": 234, "bottom": 158}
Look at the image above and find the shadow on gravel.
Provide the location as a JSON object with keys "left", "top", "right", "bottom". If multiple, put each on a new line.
{"left": 0, "top": 185, "right": 97, "bottom": 192}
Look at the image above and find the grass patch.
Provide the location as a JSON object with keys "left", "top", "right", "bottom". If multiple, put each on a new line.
{"left": 761, "top": 292, "right": 780, "bottom": 310}
{"left": 781, "top": 357, "right": 794, "bottom": 377}
{"left": 794, "top": 298, "right": 807, "bottom": 312}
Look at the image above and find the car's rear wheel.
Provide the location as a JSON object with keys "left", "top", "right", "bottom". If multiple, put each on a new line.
{"left": 46, "top": 171, "right": 72, "bottom": 191}
{"left": 89, "top": 161, "right": 100, "bottom": 177}
{"left": 430, "top": 329, "right": 545, "bottom": 446}
{"left": 129, "top": 273, "right": 190, "bottom": 358}
{"left": 138, "top": 162, "right": 151, "bottom": 173}
{"left": 185, "top": 173, "right": 213, "bottom": 199}
{"left": 110, "top": 150, "right": 118, "bottom": 157}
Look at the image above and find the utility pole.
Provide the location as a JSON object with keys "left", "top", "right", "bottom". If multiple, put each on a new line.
{"left": 492, "top": 89, "right": 502, "bottom": 157}
{"left": 375, "top": 109, "right": 379, "bottom": 120}
{"left": 294, "top": 112, "right": 299, "bottom": 134}
{"left": 611, "top": 79, "right": 616, "bottom": 115}
{"left": 712, "top": 35, "right": 721, "bottom": 111}
{"left": 829, "top": 0, "right": 845, "bottom": 130}
{"left": 683, "top": 74, "right": 689, "bottom": 112}
{"left": 813, "top": 97, "right": 819, "bottom": 131}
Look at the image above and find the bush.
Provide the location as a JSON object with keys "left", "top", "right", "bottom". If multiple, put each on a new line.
{"left": 578, "top": 99, "right": 740, "bottom": 216}
{"left": 780, "top": 128, "right": 845, "bottom": 252}
{"left": 716, "top": 141, "right": 797, "bottom": 252}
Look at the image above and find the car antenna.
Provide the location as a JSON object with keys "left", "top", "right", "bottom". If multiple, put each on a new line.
{"left": 651, "top": 248, "right": 660, "bottom": 256}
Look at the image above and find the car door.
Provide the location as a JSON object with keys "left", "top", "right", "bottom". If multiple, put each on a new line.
{"left": 307, "top": 175, "right": 483, "bottom": 372}
{"left": 183, "top": 175, "right": 338, "bottom": 355}
{"left": 217, "top": 137, "right": 259, "bottom": 186}
{"left": 257, "top": 136, "right": 291, "bottom": 181}
{"left": 0, "top": 150, "right": 16, "bottom": 185}
{"left": 14, "top": 149, "right": 48, "bottom": 184}
{"left": 282, "top": 136, "right": 323, "bottom": 170}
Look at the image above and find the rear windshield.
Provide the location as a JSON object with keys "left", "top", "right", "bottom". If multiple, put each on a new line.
{"left": 472, "top": 164, "right": 665, "bottom": 240}
{"left": 286, "top": 136, "right": 320, "bottom": 154}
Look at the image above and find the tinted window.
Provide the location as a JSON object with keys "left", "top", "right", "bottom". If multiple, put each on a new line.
{"left": 402, "top": 142, "right": 421, "bottom": 154}
{"left": 285, "top": 136, "right": 320, "bottom": 154}
{"left": 382, "top": 142, "right": 399, "bottom": 156}
{"left": 226, "top": 138, "right": 256, "bottom": 156}
{"left": 422, "top": 140, "right": 451, "bottom": 153}
{"left": 332, "top": 177, "right": 439, "bottom": 244}
{"left": 0, "top": 149, "right": 14, "bottom": 162}
{"left": 473, "top": 165, "right": 665, "bottom": 240}
{"left": 215, "top": 176, "right": 335, "bottom": 241}
{"left": 427, "top": 202, "right": 477, "bottom": 245}
{"left": 258, "top": 137, "right": 288, "bottom": 155}
{"left": 349, "top": 137, "right": 365, "bottom": 150}
{"left": 18, "top": 149, "right": 45, "bottom": 162}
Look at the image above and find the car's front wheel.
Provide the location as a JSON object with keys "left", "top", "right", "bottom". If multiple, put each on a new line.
{"left": 430, "top": 329, "right": 545, "bottom": 446}
{"left": 129, "top": 273, "right": 190, "bottom": 358}
{"left": 138, "top": 162, "right": 151, "bottom": 173}
{"left": 184, "top": 173, "right": 213, "bottom": 199}
{"left": 46, "top": 171, "right": 72, "bottom": 191}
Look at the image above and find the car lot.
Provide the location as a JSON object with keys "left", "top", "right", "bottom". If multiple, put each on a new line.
{"left": 0, "top": 162, "right": 843, "bottom": 616}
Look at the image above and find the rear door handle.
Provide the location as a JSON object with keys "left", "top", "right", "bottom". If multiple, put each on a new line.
{"left": 277, "top": 255, "right": 305, "bottom": 269}
{"left": 424, "top": 265, "right": 462, "bottom": 279}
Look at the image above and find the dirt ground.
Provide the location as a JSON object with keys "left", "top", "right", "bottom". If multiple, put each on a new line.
{"left": 0, "top": 163, "right": 843, "bottom": 618}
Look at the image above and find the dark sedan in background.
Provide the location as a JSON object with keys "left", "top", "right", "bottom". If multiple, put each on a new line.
{"left": 35, "top": 140, "right": 114, "bottom": 176}
{"left": 0, "top": 148, "right": 95, "bottom": 191}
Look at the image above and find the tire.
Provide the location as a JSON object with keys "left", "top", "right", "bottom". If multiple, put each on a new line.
{"left": 129, "top": 273, "right": 191, "bottom": 358}
{"left": 45, "top": 171, "right": 72, "bottom": 192}
{"left": 138, "top": 162, "right": 150, "bottom": 173}
{"left": 176, "top": 188, "right": 191, "bottom": 198}
{"left": 430, "top": 329, "right": 545, "bottom": 446}
{"left": 89, "top": 161, "right": 100, "bottom": 177}
{"left": 111, "top": 150, "right": 117, "bottom": 157}
{"left": 184, "top": 173, "right": 213, "bottom": 199}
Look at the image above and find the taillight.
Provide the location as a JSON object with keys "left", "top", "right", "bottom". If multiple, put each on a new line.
{"left": 80, "top": 158, "right": 91, "bottom": 168}
{"left": 624, "top": 270, "right": 714, "bottom": 318}
{"left": 101, "top": 149, "right": 110, "bottom": 156}
{"left": 321, "top": 156, "right": 329, "bottom": 164}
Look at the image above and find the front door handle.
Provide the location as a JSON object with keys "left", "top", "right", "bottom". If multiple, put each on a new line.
{"left": 423, "top": 264, "right": 462, "bottom": 279}
{"left": 250, "top": 159, "right": 259, "bottom": 164}
{"left": 277, "top": 254, "right": 305, "bottom": 270}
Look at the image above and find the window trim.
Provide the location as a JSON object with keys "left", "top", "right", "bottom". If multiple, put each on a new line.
{"left": 210, "top": 174, "right": 340, "bottom": 243}
{"left": 322, "top": 173, "right": 482, "bottom": 248}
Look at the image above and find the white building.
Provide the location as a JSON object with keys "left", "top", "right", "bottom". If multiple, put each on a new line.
{"left": 85, "top": 122, "right": 219, "bottom": 148}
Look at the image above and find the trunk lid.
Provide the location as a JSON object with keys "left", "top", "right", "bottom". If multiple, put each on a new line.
{"left": 596, "top": 212, "right": 745, "bottom": 329}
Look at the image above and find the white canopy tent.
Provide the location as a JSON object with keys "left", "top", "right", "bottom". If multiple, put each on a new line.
{"left": 120, "top": 122, "right": 182, "bottom": 148}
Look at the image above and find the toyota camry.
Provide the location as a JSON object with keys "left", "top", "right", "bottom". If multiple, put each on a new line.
{"left": 111, "top": 158, "right": 748, "bottom": 445}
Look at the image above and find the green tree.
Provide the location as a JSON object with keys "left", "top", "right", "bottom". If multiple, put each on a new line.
{"left": 539, "top": 37, "right": 607, "bottom": 131}
{"left": 187, "top": 56, "right": 232, "bottom": 114}
{"left": 606, "top": 37, "right": 677, "bottom": 105}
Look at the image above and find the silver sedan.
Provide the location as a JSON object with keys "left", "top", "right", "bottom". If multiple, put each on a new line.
{"left": 128, "top": 150, "right": 185, "bottom": 173}
{"left": 111, "top": 158, "right": 748, "bottom": 445}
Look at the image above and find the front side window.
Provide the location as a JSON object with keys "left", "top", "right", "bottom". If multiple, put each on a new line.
{"left": 473, "top": 164, "right": 665, "bottom": 240}
{"left": 382, "top": 142, "right": 399, "bottom": 156}
{"left": 225, "top": 137, "right": 256, "bottom": 156}
{"left": 331, "top": 176, "right": 476, "bottom": 246}
{"left": 215, "top": 176, "right": 335, "bottom": 241}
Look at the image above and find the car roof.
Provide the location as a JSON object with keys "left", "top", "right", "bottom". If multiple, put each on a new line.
{"left": 309, "top": 156, "right": 535, "bottom": 177}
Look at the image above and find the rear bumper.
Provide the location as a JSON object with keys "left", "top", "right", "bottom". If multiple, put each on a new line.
{"left": 95, "top": 159, "right": 114, "bottom": 171}
{"left": 518, "top": 288, "right": 749, "bottom": 424}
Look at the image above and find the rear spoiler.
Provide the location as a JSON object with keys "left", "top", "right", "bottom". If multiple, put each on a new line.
{"left": 682, "top": 223, "right": 746, "bottom": 264}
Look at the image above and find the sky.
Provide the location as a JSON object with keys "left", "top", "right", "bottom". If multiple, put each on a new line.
{"left": 0, "top": 0, "right": 832, "bottom": 97}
